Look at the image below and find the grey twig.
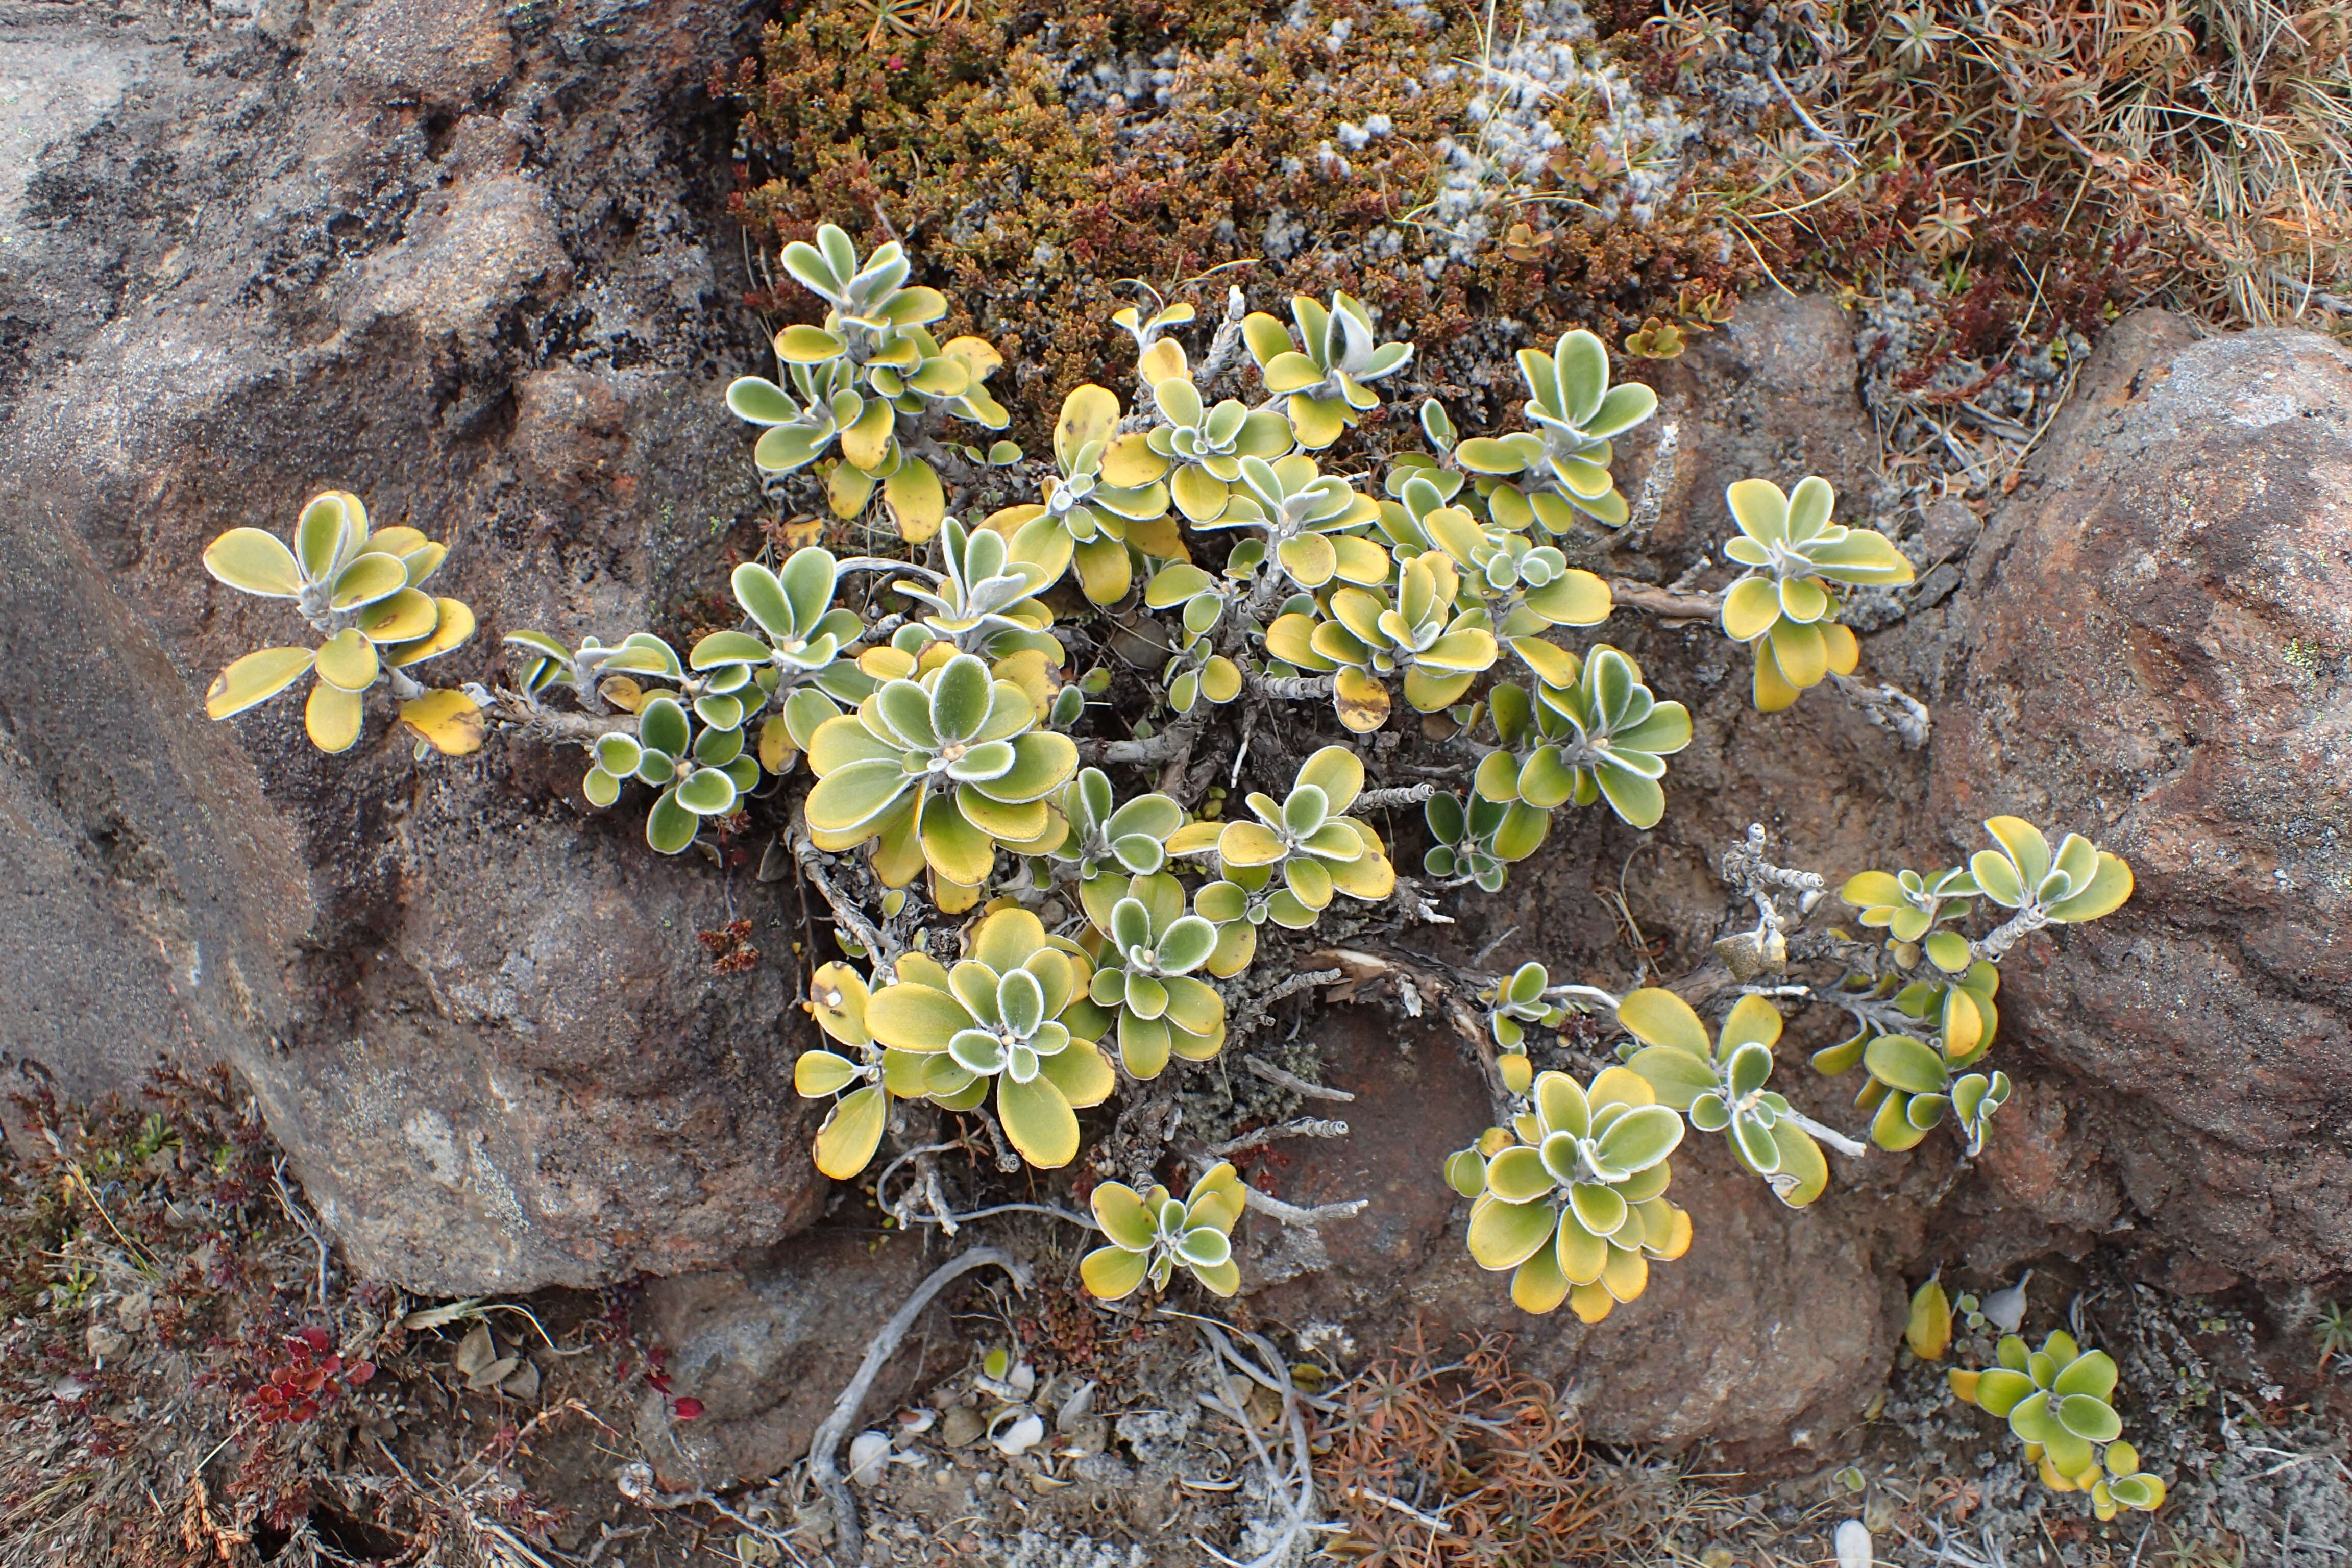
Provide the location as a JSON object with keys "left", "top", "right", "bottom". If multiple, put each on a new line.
{"left": 1197, "top": 285, "right": 1252, "bottom": 395}
{"left": 1353, "top": 782, "right": 1435, "bottom": 811}
{"left": 483, "top": 689, "right": 638, "bottom": 747}
{"left": 1250, "top": 673, "right": 1335, "bottom": 701}
{"left": 1828, "top": 671, "right": 1932, "bottom": 749}
{"left": 1207, "top": 1118, "right": 1351, "bottom": 1159}
{"left": 791, "top": 824, "right": 898, "bottom": 964}
{"left": 1241, "top": 1186, "right": 1368, "bottom": 1229}
{"left": 1094, "top": 705, "right": 1207, "bottom": 765}
{"left": 1608, "top": 580, "right": 1724, "bottom": 620}
{"left": 1242, "top": 1058, "right": 1355, "bottom": 1103}
{"left": 808, "top": 1248, "right": 1032, "bottom": 1562}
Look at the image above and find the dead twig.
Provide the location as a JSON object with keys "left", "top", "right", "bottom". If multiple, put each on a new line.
{"left": 806, "top": 1247, "right": 1032, "bottom": 1562}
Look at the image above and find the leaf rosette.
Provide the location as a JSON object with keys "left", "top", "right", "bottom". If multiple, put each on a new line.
{"left": 1454, "top": 1066, "right": 1693, "bottom": 1321}
{"left": 1080, "top": 1163, "right": 1247, "bottom": 1300}
{"left": 801, "top": 651, "right": 1078, "bottom": 905}
{"left": 1950, "top": 1330, "right": 2166, "bottom": 1518}
{"left": 202, "top": 491, "right": 477, "bottom": 753}
{"left": 1063, "top": 872, "right": 1228, "bottom": 1079}
{"left": 860, "top": 908, "right": 1114, "bottom": 1168}
{"left": 1715, "top": 476, "right": 1913, "bottom": 712}
{"left": 1454, "top": 330, "right": 1657, "bottom": 533}
{"left": 1620, "top": 991, "right": 1831, "bottom": 1207}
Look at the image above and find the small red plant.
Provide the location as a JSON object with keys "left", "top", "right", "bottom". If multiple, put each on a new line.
{"left": 245, "top": 1325, "right": 374, "bottom": 1426}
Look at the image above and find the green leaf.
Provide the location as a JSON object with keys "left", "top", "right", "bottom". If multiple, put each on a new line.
{"left": 675, "top": 768, "right": 739, "bottom": 815}
{"left": 1924, "top": 930, "right": 1974, "bottom": 972}
{"left": 998, "top": 1073, "right": 1079, "bottom": 1168}
{"left": 1466, "top": 1193, "right": 1558, "bottom": 1270}
{"left": 645, "top": 789, "right": 698, "bottom": 854}
{"left": 1866, "top": 1034, "right": 1951, "bottom": 1096}
{"left": 727, "top": 376, "right": 798, "bottom": 424}
{"left": 1594, "top": 764, "right": 1665, "bottom": 829}
{"left": 2052, "top": 1350, "right": 2119, "bottom": 1400}
{"left": 1484, "top": 1147, "right": 1553, "bottom": 1204}
{"left": 1616, "top": 988, "right": 1710, "bottom": 1059}
{"left": 314, "top": 627, "right": 380, "bottom": 693}
{"left": 929, "top": 654, "right": 993, "bottom": 744}
{"left": 296, "top": 493, "right": 356, "bottom": 581}
{"left": 639, "top": 696, "right": 691, "bottom": 757}
{"left": 804, "top": 758, "right": 913, "bottom": 834}
{"left": 1970, "top": 848, "right": 2026, "bottom": 906}
{"left": 813, "top": 1085, "right": 888, "bottom": 1179}
{"left": 1080, "top": 1245, "right": 1150, "bottom": 1301}
{"left": 1972, "top": 1367, "right": 2037, "bottom": 1417}
{"left": 2045, "top": 852, "right": 2134, "bottom": 922}
{"left": 1983, "top": 815, "right": 2053, "bottom": 889}
{"left": 582, "top": 765, "right": 622, "bottom": 807}
{"left": 1626, "top": 1046, "right": 1715, "bottom": 1110}
{"left": 1595, "top": 1104, "right": 1683, "bottom": 1173}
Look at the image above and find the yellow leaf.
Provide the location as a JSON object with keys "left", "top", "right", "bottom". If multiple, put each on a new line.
{"left": 305, "top": 682, "right": 365, "bottom": 753}
{"left": 1055, "top": 385, "right": 1122, "bottom": 469}
{"left": 398, "top": 690, "right": 486, "bottom": 756}
{"left": 1906, "top": 1276, "right": 1953, "bottom": 1360}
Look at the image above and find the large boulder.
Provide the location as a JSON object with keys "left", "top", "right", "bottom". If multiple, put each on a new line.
{"left": 1934, "top": 314, "right": 2352, "bottom": 1285}
{"left": 0, "top": 0, "right": 827, "bottom": 1292}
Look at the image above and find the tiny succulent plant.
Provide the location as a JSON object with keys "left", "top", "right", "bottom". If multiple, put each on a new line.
{"left": 1171, "top": 747, "right": 1396, "bottom": 937}
{"left": 1266, "top": 553, "right": 1498, "bottom": 732}
{"left": 1081, "top": 1162, "right": 1246, "bottom": 1300}
{"left": 1052, "top": 768, "right": 1185, "bottom": 886}
{"left": 1968, "top": 816, "right": 2135, "bottom": 930}
{"left": 582, "top": 695, "right": 761, "bottom": 854}
{"left": 802, "top": 652, "right": 1078, "bottom": 904}
{"left": 1454, "top": 330, "right": 1658, "bottom": 532}
{"left": 1474, "top": 644, "right": 1693, "bottom": 830}
{"left": 1144, "top": 372, "right": 1296, "bottom": 523}
{"left": 1841, "top": 864, "right": 1980, "bottom": 945}
{"left": 1448, "top": 1066, "right": 1693, "bottom": 1321}
{"left": 793, "top": 960, "right": 924, "bottom": 1179}
{"left": 1483, "top": 961, "right": 1567, "bottom": 1094}
{"left": 1422, "top": 789, "right": 1534, "bottom": 892}
{"left": 726, "top": 223, "right": 1009, "bottom": 540}
{"left": 201, "top": 491, "right": 479, "bottom": 754}
{"left": 989, "top": 385, "right": 1175, "bottom": 604}
{"left": 1951, "top": 1332, "right": 2167, "bottom": 1518}
{"left": 1621, "top": 991, "right": 1832, "bottom": 1207}
{"left": 1243, "top": 290, "right": 1414, "bottom": 448}
{"left": 1203, "top": 452, "right": 1385, "bottom": 595}
{"left": 860, "top": 908, "right": 1114, "bottom": 1167}
{"left": 1065, "top": 871, "right": 1228, "bottom": 1079}
{"left": 1716, "top": 476, "right": 1914, "bottom": 712}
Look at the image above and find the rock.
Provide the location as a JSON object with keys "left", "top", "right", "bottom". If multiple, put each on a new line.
{"left": 633, "top": 1232, "right": 965, "bottom": 1488}
{"left": 0, "top": 0, "right": 821, "bottom": 1291}
{"left": 1245, "top": 1008, "right": 1900, "bottom": 1449}
{"left": 1935, "top": 314, "right": 2352, "bottom": 1284}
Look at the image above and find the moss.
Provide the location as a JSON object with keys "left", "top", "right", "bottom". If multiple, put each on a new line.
{"left": 725, "top": 0, "right": 1751, "bottom": 442}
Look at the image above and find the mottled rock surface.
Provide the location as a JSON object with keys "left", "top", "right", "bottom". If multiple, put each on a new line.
{"left": 1935, "top": 313, "right": 2352, "bottom": 1285}
{"left": 0, "top": 0, "right": 825, "bottom": 1292}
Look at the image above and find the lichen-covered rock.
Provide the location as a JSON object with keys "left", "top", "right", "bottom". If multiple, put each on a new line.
{"left": 0, "top": 0, "right": 820, "bottom": 1292}
{"left": 1935, "top": 314, "right": 2352, "bottom": 1285}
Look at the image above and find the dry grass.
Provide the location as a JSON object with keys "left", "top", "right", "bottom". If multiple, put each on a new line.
{"left": 1709, "top": 0, "right": 2352, "bottom": 330}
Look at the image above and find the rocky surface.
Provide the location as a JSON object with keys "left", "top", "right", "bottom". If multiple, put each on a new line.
{"left": 633, "top": 1231, "right": 955, "bottom": 1490}
{"left": 1935, "top": 312, "right": 2352, "bottom": 1287}
{"left": 0, "top": 0, "right": 827, "bottom": 1292}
